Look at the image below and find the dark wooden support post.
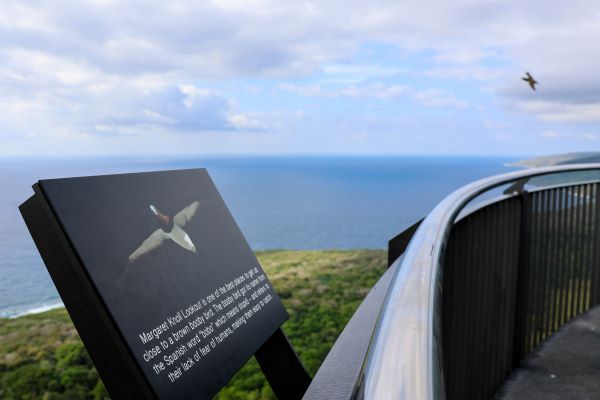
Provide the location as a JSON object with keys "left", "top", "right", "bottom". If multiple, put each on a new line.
{"left": 255, "top": 328, "right": 312, "bottom": 400}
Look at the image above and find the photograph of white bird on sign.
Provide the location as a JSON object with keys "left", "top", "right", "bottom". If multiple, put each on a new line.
{"left": 128, "top": 201, "right": 201, "bottom": 263}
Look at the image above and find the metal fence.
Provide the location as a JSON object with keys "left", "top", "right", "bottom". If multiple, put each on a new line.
{"left": 442, "top": 181, "right": 600, "bottom": 399}
{"left": 356, "top": 164, "right": 600, "bottom": 400}
{"left": 442, "top": 196, "right": 522, "bottom": 399}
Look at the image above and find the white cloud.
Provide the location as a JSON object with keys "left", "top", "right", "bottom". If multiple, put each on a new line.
{"left": 422, "top": 66, "right": 506, "bottom": 81}
{"left": 517, "top": 101, "right": 600, "bottom": 122}
{"left": 433, "top": 47, "right": 500, "bottom": 65}
{"left": 278, "top": 82, "right": 410, "bottom": 99}
{"left": 484, "top": 120, "right": 512, "bottom": 129}
{"left": 541, "top": 130, "right": 562, "bottom": 138}
{"left": 227, "top": 113, "right": 264, "bottom": 130}
{"left": 413, "top": 89, "right": 468, "bottom": 108}
{"left": 1, "top": 0, "right": 599, "bottom": 154}
{"left": 279, "top": 82, "right": 468, "bottom": 108}
{"left": 539, "top": 130, "right": 598, "bottom": 140}
{"left": 278, "top": 83, "right": 328, "bottom": 97}
{"left": 178, "top": 85, "right": 216, "bottom": 108}
{"left": 495, "top": 133, "right": 512, "bottom": 142}
{"left": 0, "top": 0, "right": 596, "bottom": 81}
{"left": 0, "top": 70, "right": 258, "bottom": 138}
{"left": 320, "top": 64, "right": 410, "bottom": 84}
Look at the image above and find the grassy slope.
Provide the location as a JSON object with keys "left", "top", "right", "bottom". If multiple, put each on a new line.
{"left": 0, "top": 250, "right": 386, "bottom": 400}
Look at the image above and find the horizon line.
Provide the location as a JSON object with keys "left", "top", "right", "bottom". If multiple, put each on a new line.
{"left": 0, "top": 153, "right": 539, "bottom": 160}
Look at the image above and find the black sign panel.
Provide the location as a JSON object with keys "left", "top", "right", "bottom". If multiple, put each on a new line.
{"left": 27, "top": 169, "right": 288, "bottom": 399}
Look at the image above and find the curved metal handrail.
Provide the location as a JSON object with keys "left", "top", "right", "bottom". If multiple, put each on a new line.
{"left": 359, "top": 163, "right": 600, "bottom": 400}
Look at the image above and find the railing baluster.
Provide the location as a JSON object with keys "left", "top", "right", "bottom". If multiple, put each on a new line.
{"left": 482, "top": 203, "right": 494, "bottom": 399}
{"left": 496, "top": 200, "right": 509, "bottom": 388}
{"left": 558, "top": 187, "right": 569, "bottom": 328}
{"left": 514, "top": 191, "right": 532, "bottom": 360}
{"left": 505, "top": 198, "right": 520, "bottom": 376}
{"left": 537, "top": 190, "right": 546, "bottom": 343}
{"left": 591, "top": 184, "right": 600, "bottom": 305}
{"left": 546, "top": 189, "right": 562, "bottom": 337}
{"left": 459, "top": 218, "right": 471, "bottom": 399}
{"left": 585, "top": 184, "right": 595, "bottom": 308}
{"left": 543, "top": 189, "right": 554, "bottom": 340}
{"left": 553, "top": 187, "right": 565, "bottom": 332}
{"left": 571, "top": 185, "right": 581, "bottom": 319}
{"left": 548, "top": 188, "right": 560, "bottom": 336}
{"left": 578, "top": 185, "right": 591, "bottom": 313}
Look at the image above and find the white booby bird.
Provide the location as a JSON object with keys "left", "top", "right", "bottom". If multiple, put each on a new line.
{"left": 128, "top": 201, "right": 200, "bottom": 262}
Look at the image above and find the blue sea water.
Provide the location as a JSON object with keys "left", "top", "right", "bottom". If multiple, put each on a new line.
{"left": 0, "top": 156, "right": 519, "bottom": 317}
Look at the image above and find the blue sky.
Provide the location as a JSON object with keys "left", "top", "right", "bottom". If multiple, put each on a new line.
{"left": 1, "top": 0, "right": 599, "bottom": 157}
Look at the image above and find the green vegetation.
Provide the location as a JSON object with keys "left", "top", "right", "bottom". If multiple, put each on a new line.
{"left": 0, "top": 250, "right": 386, "bottom": 399}
{"left": 0, "top": 308, "right": 106, "bottom": 399}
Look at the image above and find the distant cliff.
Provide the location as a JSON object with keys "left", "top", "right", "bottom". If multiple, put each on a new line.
{"left": 513, "top": 152, "right": 600, "bottom": 168}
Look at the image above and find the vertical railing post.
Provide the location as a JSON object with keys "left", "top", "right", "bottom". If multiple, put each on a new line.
{"left": 591, "top": 184, "right": 600, "bottom": 305}
{"left": 512, "top": 190, "right": 531, "bottom": 365}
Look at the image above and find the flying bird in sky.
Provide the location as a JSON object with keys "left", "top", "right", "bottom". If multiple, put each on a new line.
{"left": 128, "top": 201, "right": 201, "bottom": 262}
{"left": 522, "top": 72, "right": 538, "bottom": 91}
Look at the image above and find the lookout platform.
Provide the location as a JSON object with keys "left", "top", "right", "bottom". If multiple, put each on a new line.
{"left": 497, "top": 305, "right": 600, "bottom": 399}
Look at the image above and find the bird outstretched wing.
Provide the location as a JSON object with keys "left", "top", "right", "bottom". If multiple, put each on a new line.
{"left": 173, "top": 201, "right": 200, "bottom": 227}
{"left": 128, "top": 229, "right": 166, "bottom": 262}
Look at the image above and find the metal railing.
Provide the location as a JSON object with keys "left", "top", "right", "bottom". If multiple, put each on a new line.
{"left": 354, "top": 164, "right": 600, "bottom": 400}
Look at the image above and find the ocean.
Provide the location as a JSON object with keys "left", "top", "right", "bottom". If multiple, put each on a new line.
{"left": 0, "top": 156, "right": 519, "bottom": 317}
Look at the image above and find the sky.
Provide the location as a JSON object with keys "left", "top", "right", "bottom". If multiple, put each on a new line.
{"left": 1, "top": 0, "right": 599, "bottom": 157}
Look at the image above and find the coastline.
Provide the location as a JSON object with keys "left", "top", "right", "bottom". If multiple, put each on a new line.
{"left": 510, "top": 152, "right": 600, "bottom": 168}
{"left": 2, "top": 301, "right": 64, "bottom": 319}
